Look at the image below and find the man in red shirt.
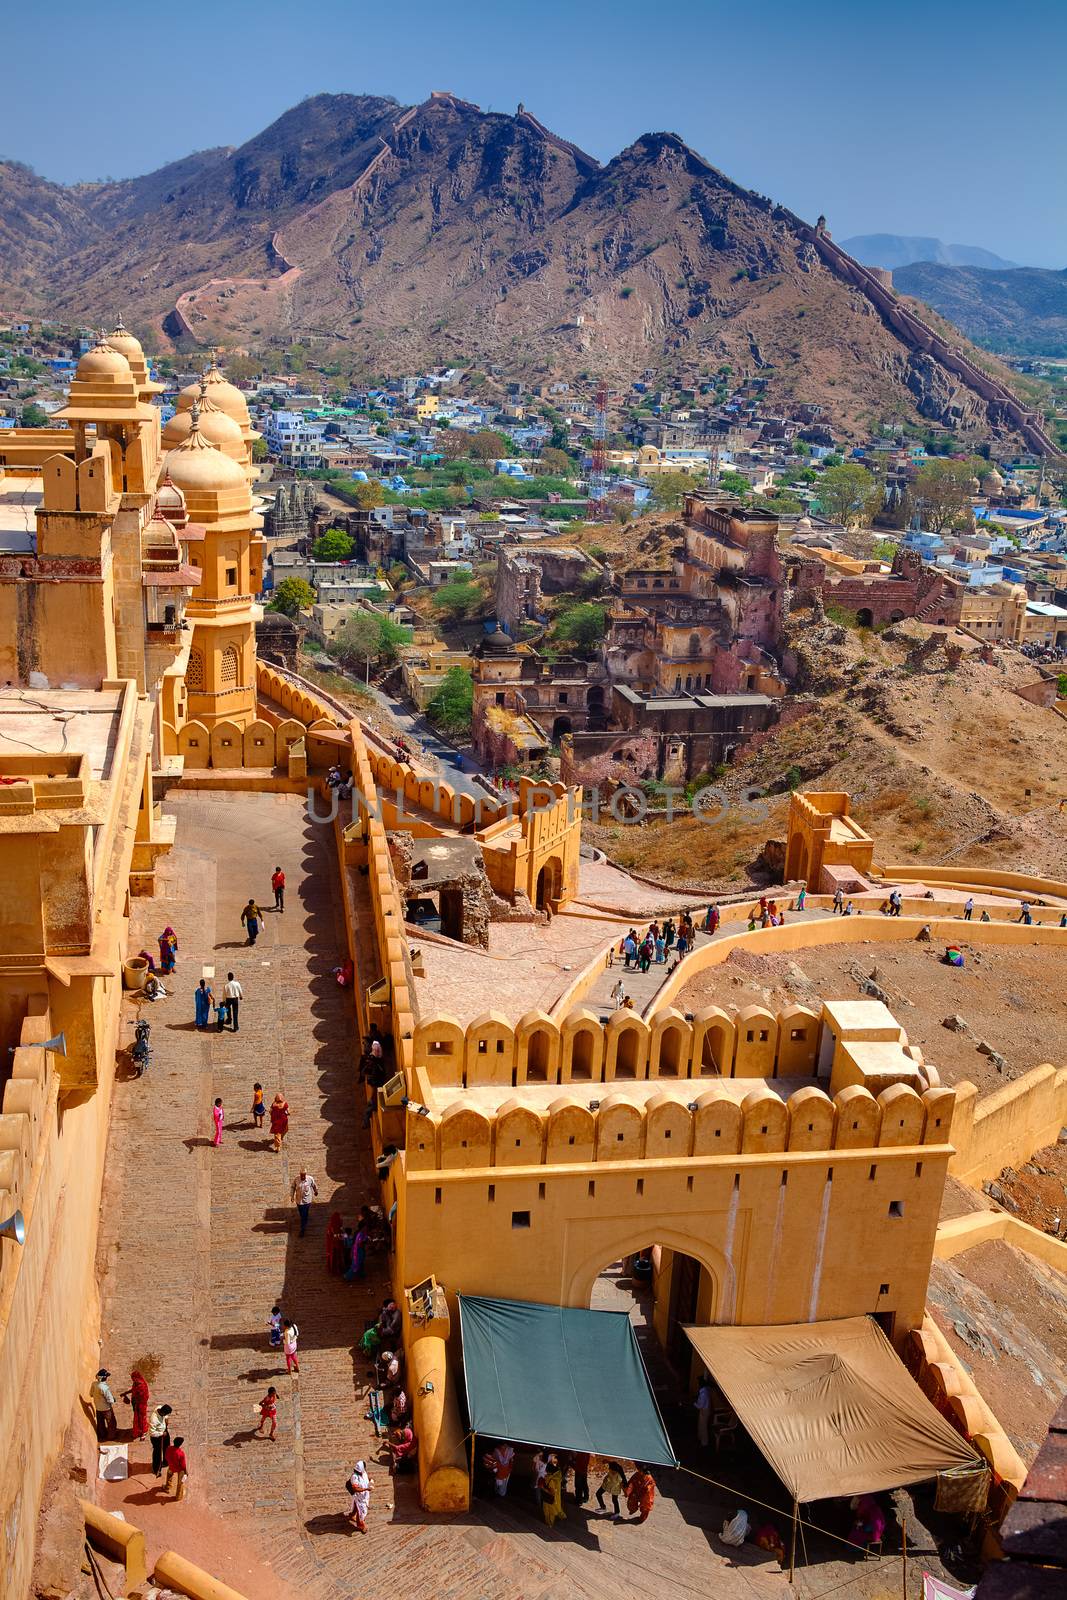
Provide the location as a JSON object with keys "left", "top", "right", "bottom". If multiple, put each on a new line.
{"left": 165, "top": 1436, "right": 188, "bottom": 1500}
{"left": 271, "top": 866, "right": 285, "bottom": 912}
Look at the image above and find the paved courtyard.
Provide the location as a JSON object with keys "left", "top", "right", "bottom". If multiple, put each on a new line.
{"left": 93, "top": 789, "right": 788, "bottom": 1600}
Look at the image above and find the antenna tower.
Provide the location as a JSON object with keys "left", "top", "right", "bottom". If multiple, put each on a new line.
{"left": 587, "top": 382, "right": 609, "bottom": 513}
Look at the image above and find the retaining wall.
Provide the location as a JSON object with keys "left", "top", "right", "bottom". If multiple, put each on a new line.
{"left": 949, "top": 1064, "right": 1067, "bottom": 1186}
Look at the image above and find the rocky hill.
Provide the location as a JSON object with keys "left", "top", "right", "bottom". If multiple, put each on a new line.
{"left": 589, "top": 614, "right": 1067, "bottom": 892}
{"left": 0, "top": 91, "right": 1051, "bottom": 442}
{"left": 894, "top": 260, "right": 1067, "bottom": 358}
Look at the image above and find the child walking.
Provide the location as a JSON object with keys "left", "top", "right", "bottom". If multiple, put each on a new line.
{"left": 596, "top": 1461, "right": 627, "bottom": 1518}
{"left": 256, "top": 1386, "right": 278, "bottom": 1440}
{"left": 252, "top": 1082, "right": 265, "bottom": 1131}
{"left": 212, "top": 1097, "right": 225, "bottom": 1147}
{"left": 268, "top": 1306, "right": 283, "bottom": 1348}
{"left": 282, "top": 1318, "right": 300, "bottom": 1374}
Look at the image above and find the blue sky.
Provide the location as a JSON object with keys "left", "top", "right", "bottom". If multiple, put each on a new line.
{"left": 2, "top": 0, "right": 1064, "bottom": 265}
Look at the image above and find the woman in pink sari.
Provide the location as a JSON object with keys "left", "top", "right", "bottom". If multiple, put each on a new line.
{"left": 157, "top": 927, "right": 178, "bottom": 974}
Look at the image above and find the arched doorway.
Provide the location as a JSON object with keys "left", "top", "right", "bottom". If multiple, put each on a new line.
{"left": 551, "top": 715, "right": 572, "bottom": 744}
{"left": 535, "top": 854, "right": 563, "bottom": 910}
{"left": 856, "top": 607, "right": 874, "bottom": 629}
{"left": 591, "top": 1243, "right": 717, "bottom": 1374}
{"left": 586, "top": 683, "right": 607, "bottom": 730}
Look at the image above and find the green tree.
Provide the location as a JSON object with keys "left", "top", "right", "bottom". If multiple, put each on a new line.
{"left": 269, "top": 577, "right": 315, "bottom": 617}
{"left": 252, "top": 437, "right": 270, "bottom": 462}
{"left": 717, "top": 469, "right": 750, "bottom": 498}
{"left": 912, "top": 458, "right": 979, "bottom": 533}
{"left": 754, "top": 490, "right": 804, "bottom": 516}
{"left": 649, "top": 470, "right": 698, "bottom": 511}
{"left": 331, "top": 613, "right": 382, "bottom": 678}
{"left": 19, "top": 403, "right": 49, "bottom": 428}
{"left": 790, "top": 439, "right": 811, "bottom": 456}
{"left": 551, "top": 602, "right": 607, "bottom": 653}
{"left": 432, "top": 580, "right": 483, "bottom": 620}
{"left": 312, "top": 527, "right": 356, "bottom": 562}
{"left": 226, "top": 353, "right": 261, "bottom": 383}
{"left": 375, "top": 614, "right": 413, "bottom": 663}
{"left": 330, "top": 611, "right": 413, "bottom": 676}
{"left": 817, "top": 464, "right": 875, "bottom": 527}
{"left": 426, "top": 666, "right": 474, "bottom": 738}
{"left": 822, "top": 452, "right": 844, "bottom": 468}
{"left": 871, "top": 537, "right": 897, "bottom": 562}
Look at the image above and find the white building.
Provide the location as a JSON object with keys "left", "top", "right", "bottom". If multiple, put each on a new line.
{"left": 264, "top": 410, "right": 327, "bottom": 469}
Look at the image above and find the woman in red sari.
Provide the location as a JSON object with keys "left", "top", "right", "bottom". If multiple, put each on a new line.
{"left": 626, "top": 1465, "right": 656, "bottom": 1524}
{"left": 325, "top": 1211, "right": 345, "bottom": 1274}
{"left": 122, "top": 1370, "right": 150, "bottom": 1440}
{"left": 269, "top": 1094, "right": 290, "bottom": 1153}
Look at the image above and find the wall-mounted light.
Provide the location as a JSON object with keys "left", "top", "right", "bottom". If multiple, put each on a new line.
{"left": 0, "top": 1210, "right": 25, "bottom": 1247}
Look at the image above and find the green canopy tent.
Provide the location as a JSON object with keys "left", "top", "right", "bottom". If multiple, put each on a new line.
{"left": 458, "top": 1295, "right": 678, "bottom": 1468}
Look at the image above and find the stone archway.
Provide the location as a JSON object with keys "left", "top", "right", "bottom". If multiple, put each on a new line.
{"left": 535, "top": 854, "right": 563, "bottom": 910}
{"left": 856, "top": 607, "right": 874, "bottom": 629}
{"left": 567, "top": 1225, "right": 728, "bottom": 1316}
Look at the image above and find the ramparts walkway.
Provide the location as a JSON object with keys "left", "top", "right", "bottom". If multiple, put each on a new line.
{"left": 572, "top": 905, "right": 834, "bottom": 1018}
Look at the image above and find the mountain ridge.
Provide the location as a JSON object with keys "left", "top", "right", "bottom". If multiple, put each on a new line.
{"left": 841, "top": 234, "right": 1019, "bottom": 272}
{"left": 0, "top": 91, "right": 1056, "bottom": 449}
{"left": 894, "top": 261, "right": 1067, "bottom": 359}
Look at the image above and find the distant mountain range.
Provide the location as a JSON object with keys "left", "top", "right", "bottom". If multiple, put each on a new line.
{"left": 841, "top": 235, "right": 1019, "bottom": 272}
{"left": 893, "top": 261, "right": 1067, "bottom": 358}
{"left": 0, "top": 93, "right": 1052, "bottom": 442}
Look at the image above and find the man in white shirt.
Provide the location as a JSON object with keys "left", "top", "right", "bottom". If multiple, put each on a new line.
{"left": 223, "top": 971, "right": 243, "bottom": 1032}
{"left": 291, "top": 1169, "right": 318, "bottom": 1236}
{"left": 91, "top": 1369, "right": 117, "bottom": 1440}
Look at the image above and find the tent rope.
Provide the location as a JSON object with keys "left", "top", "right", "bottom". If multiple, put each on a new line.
{"left": 675, "top": 1462, "right": 933, "bottom": 1560}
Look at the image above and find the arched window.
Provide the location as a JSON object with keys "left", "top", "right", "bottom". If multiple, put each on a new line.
{"left": 187, "top": 648, "right": 204, "bottom": 691}
{"left": 221, "top": 645, "right": 240, "bottom": 689}
{"left": 689, "top": 632, "right": 700, "bottom": 657}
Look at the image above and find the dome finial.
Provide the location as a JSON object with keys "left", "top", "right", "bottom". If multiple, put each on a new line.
{"left": 190, "top": 401, "right": 201, "bottom": 434}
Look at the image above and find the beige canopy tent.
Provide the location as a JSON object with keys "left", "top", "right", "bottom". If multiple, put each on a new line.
{"left": 684, "top": 1316, "right": 979, "bottom": 1504}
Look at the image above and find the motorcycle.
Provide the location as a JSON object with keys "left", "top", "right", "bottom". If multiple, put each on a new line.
{"left": 130, "top": 1017, "right": 151, "bottom": 1077}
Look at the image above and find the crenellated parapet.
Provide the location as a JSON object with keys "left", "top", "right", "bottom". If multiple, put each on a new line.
{"left": 404, "top": 1079, "right": 954, "bottom": 1172}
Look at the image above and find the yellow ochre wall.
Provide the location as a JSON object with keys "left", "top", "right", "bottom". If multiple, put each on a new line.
{"left": 396, "top": 1130, "right": 950, "bottom": 1344}
{"left": 0, "top": 699, "right": 148, "bottom": 1600}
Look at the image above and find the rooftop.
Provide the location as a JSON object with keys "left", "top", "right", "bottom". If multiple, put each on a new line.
{"left": 427, "top": 1071, "right": 822, "bottom": 1116}
{"left": 0, "top": 687, "right": 125, "bottom": 782}
{"left": 0, "top": 474, "right": 42, "bottom": 553}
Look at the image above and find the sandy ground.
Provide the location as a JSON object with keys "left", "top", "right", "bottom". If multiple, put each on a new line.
{"left": 675, "top": 938, "right": 1067, "bottom": 1095}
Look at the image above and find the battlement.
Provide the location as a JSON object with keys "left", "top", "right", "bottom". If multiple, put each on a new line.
{"left": 403, "top": 1076, "right": 954, "bottom": 1172}
{"left": 411, "top": 996, "right": 933, "bottom": 1088}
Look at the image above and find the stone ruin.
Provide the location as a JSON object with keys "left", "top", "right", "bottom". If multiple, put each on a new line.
{"left": 266, "top": 480, "right": 319, "bottom": 542}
